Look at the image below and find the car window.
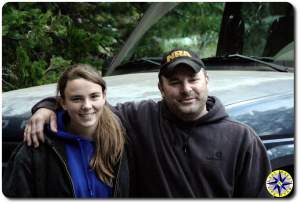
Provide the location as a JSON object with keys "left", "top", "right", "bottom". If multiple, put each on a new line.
{"left": 119, "top": 2, "right": 294, "bottom": 68}
{"left": 128, "top": 3, "right": 225, "bottom": 60}
{"left": 241, "top": 3, "right": 294, "bottom": 58}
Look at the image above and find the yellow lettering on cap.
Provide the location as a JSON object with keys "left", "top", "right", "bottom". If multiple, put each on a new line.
{"left": 166, "top": 50, "right": 192, "bottom": 62}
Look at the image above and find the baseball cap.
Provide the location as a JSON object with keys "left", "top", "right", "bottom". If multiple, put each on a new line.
{"left": 159, "top": 48, "right": 205, "bottom": 77}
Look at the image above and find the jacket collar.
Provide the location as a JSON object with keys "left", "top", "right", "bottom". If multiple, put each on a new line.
{"left": 55, "top": 110, "right": 93, "bottom": 142}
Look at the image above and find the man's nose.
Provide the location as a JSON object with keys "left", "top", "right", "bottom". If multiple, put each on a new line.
{"left": 182, "top": 81, "right": 192, "bottom": 93}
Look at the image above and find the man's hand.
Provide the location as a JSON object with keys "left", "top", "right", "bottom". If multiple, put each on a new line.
{"left": 23, "top": 108, "right": 57, "bottom": 147}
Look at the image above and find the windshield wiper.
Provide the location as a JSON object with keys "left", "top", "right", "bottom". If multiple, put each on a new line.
{"left": 226, "top": 54, "right": 289, "bottom": 72}
{"left": 139, "top": 58, "right": 161, "bottom": 66}
{"left": 107, "top": 57, "right": 161, "bottom": 75}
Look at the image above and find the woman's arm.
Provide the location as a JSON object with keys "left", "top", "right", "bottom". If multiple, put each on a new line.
{"left": 3, "top": 144, "right": 34, "bottom": 197}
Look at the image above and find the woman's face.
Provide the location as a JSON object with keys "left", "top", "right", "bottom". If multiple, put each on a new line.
{"left": 61, "top": 78, "right": 106, "bottom": 133}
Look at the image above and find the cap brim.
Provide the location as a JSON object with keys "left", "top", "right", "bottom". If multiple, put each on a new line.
{"left": 160, "top": 58, "right": 202, "bottom": 77}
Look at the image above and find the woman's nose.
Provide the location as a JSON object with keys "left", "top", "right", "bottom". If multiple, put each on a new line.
{"left": 82, "top": 99, "right": 92, "bottom": 110}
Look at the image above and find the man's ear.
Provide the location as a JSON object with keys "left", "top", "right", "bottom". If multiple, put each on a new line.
{"left": 158, "top": 82, "right": 165, "bottom": 98}
{"left": 202, "top": 69, "right": 209, "bottom": 84}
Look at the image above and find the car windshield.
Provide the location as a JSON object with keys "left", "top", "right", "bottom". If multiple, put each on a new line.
{"left": 109, "top": 2, "right": 294, "bottom": 74}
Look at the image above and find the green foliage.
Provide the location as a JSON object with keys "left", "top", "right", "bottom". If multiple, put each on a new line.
{"left": 2, "top": 2, "right": 222, "bottom": 91}
{"left": 2, "top": 2, "right": 144, "bottom": 91}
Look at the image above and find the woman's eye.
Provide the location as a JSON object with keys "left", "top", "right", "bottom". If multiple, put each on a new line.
{"left": 71, "top": 97, "right": 81, "bottom": 102}
{"left": 92, "top": 94, "right": 100, "bottom": 98}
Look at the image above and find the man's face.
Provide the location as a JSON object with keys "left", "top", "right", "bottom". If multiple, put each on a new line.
{"left": 159, "top": 66, "right": 208, "bottom": 121}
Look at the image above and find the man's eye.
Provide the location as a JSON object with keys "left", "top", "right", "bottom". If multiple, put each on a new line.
{"left": 190, "top": 78, "right": 200, "bottom": 82}
{"left": 169, "top": 81, "right": 180, "bottom": 85}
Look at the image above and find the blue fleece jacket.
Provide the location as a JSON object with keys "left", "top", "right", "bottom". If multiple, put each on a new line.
{"left": 56, "top": 110, "right": 112, "bottom": 198}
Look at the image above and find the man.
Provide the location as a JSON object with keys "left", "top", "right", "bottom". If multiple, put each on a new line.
{"left": 24, "top": 48, "right": 272, "bottom": 197}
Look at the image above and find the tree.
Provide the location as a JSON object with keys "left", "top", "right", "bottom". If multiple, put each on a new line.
{"left": 2, "top": 2, "right": 147, "bottom": 91}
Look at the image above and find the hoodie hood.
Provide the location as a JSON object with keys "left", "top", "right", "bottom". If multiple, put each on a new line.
{"left": 49, "top": 110, "right": 93, "bottom": 142}
{"left": 161, "top": 96, "right": 228, "bottom": 127}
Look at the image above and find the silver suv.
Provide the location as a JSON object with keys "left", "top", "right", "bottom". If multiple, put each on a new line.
{"left": 2, "top": 2, "right": 294, "bottom": 191}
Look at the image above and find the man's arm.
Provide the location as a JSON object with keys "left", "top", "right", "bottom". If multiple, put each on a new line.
{"left": 24, "top": 97, "right": 58, "bottom": 147}
{"left": 24, "top": 97, "right": 137, "bottom": 147}
{"left": 31, "top": 97, "right": 57, "bottom": 114}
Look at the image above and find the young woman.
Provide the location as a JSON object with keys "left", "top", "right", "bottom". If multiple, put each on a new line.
{"left": 3, "top": 64, "right": 129, "bottom": 198}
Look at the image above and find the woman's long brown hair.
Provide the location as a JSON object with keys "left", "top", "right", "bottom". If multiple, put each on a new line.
{"left": 57, "top": 64, "right": 125, "bottom": 187}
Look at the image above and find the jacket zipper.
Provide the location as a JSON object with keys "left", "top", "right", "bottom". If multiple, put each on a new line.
{"left": 113, "top": 151, "right": 123, "bottom": 197}
{"left": 51, "top": 145, "right": 76, "bottom": 197}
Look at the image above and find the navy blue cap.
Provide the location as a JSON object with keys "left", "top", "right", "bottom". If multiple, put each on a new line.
{"left": 159, "top": 48, "right": 205, "bottom": 77}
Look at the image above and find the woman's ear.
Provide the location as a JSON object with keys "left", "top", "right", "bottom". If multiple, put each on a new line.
{"left": 58, "top": 97, "right": 67, "bottom": 110}
{"left": 103, "top": 90, "right": 107, "bottom": 100}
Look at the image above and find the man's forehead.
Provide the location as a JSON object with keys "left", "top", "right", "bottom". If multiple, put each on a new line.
{"left": 167, "top": 67, "right": 204, "bottom": 78}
